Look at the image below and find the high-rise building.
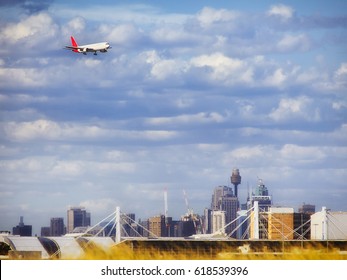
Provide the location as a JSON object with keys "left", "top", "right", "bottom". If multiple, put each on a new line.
{"left": 211, "top": 186, "right": 238, "bottom": 236}
{"left": 67, "top": 207, "right": 91, "bottom": 233}
{"left": 50, "top": 217, "right": 65, "bottom": 236}
{"left": 236, "top": 210, "right": 249, "bottom": 239}
{"left": 12, "top": 216, "right": 32, "bottom": 236}
{"left": 249, "top": 206, "right": 311, "bottom": 240}
{"left": 268, "top": 207, "right": 294, "bottom": 240}
{"left": 298, "top": 203, "right": 315, "bottom": 215}
{"left": 247, "top": 179, "right": 272, "bottom": 212}
{"left": 148, "top": 215, "right": 166, "bottom": 238}
{"left": 138, "top": 220, "right": 149, "bottom": 237}
{"left": 41, "top": 227, "right": 50, "bottom": 237}
{"left": 203, "top": 208, "right": 212, "bottom": 234}
{"left": 211, "top": 186, "right": 233, "bottom": 210}
{"left": 294, "top": 212, "right": 311, "bottom": 240}
{"left": 211, "top": 210, "right": 226, "bottom": 234}
{"left": 122, "top": 213, "right": 135, "bottom": 237}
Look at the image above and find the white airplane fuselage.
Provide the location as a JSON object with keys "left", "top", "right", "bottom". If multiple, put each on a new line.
{"left": 65, "top": 36, "right": 111, "bottom": 55}
{"left": 75, "top": 42, "right": 111, "bottom": 54}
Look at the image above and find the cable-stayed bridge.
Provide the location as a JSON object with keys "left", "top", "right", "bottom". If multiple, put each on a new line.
{"left": 1, "top": 204, "right": 346, "bottom": 259}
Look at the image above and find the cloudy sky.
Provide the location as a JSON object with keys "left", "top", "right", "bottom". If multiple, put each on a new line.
{"left": 0, "top": 0, "right": 346, "bottom": 235}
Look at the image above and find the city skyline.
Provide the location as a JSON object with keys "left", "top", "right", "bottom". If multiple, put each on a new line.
{"left": 2, "top": 179, "right": 336, "bottom": 236}
{"left": 1, "top": 0, "right": 346, "bottom": 236}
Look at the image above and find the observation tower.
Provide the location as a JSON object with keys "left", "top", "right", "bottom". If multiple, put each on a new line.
{"left": 231, "top": 168, "right": 241, "bottom": 198}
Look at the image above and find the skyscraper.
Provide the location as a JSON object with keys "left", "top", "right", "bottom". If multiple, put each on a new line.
{"left": 12, "top": 216, "right": 32, "bottom": 236}
{"left": 50, "top": 217, "right": 65, "bottom": 236}
{"left": 247, "top": 178, "right": 272, "bottom": 212}
{"left": 148, "top": 215, "right": 166, "bottom": 238}
{"left": 211, "top": 186, "right": 233, "bottom": 210}
{"left": 211, "top": 210, "right": 226, "bottom": 234}
{"left": 67, "top": 207, "right": 91, "bottom": 233}
{"left": 298, "top": 203, "right": 315, "bottom": 215}
{"left": 211, "top": 186, "right": 238, "bottom": 236}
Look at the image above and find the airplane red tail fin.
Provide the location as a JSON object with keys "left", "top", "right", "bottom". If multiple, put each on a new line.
{"left": 70, "top": 36, "right": 79, "bottom": 52}
{"left": 71, "top": 36, "right": 78, "bottom": 47}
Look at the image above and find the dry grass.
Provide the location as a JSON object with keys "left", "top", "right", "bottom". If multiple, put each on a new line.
{"left": 75, "top": 242, "right": 347, "bottom": 260}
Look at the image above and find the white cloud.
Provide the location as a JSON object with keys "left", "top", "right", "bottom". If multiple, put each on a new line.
{"left": 102, "top": 23, "right": 143, "bottom": 45}
{"left": 332, "top": 101, "right": 347, "bottom": 110}
{"left": 3, "top": 120, "right": 110, "bottom": 141}
{"left": 62, "top": 17, "right": 86, "bottom": 36}
{"left": 280, "top": 144, "right": 325, "bottom": 162}
{"left": 0, "top": 12, "right": 58, "bottom": 46}
{"left": 139, "top": 130, "right": 178, "bottom": 141}
{"left": 263, "top": 68, "right": 287, "bottom": 87}
{"left": 50, "top": 160, "right": 84, "bottom": 177}
{"left": 0, "top": 67, "right": 47, "bottom": 88}
{"left": 150, "top": 59, "right": 184, "bottom": 80}
{"left": 50, "top": 160, "right": 136, "bottom": 177}
{"left": 226, "top": 146, "right": 267, "bottom": 160}
{"left": 0, "top": 157, "right": 53, "bottom": 173}
{"left": 146, "top": 112, "right": 226, "bottom": 126}
{"left": 79, "top": 199, "right": 118, "bottom": 215}
{"left": 3, "top": 119, "right": 179, "bottom": 142}
{"left": 334, "top": 62, "right": 347, "bottom": 88}
{"left": 190, "top": 52, "right": 252, "bottom": 84}
{"left": 150, "top": 26, "right": 195, "bottom": 44}
{"left": 335, "top": 62, "right": 347, "bottom": 77}
{"left": 277, "top": 33, "right": 311, "bottom": 52}
{"left": 197, "top": 7, "right": 238, "bottom": 28}
{"left": 268, "top": 4, "right": 294, "bottom": 22}
{"left": 269, "top": 96, "right": 320, "bottom": 122}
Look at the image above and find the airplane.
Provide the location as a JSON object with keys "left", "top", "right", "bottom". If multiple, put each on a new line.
{"left": 64, "top": 36, "right": 111, "bottom": 55}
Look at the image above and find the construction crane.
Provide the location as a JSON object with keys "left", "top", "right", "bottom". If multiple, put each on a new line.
{"left": 183, "top": 189, "right": 193, "bottom": 217}
{"left": 164, "top": 188, "right": 170, "bottom": 237}
{"left": 183, "top": 189, "right": 198, "bottom": 234}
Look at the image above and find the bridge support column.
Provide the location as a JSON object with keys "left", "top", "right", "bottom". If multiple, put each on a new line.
{"left": 253, "top": 201, "right": 259, "bottom": 240}
{"left": 322, "top": 206, "right": 328, "bottom": 240}
{"left": 115, "top": 206, "right": 121, "bottom": 244}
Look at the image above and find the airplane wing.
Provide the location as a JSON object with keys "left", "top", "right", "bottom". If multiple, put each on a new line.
{"left": 65, "top": 46, "right": 94, "bottom": 51}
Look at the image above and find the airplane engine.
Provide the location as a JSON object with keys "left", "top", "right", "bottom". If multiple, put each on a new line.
{"left": 82, "top": 48, "right": 87, "bottom": 54}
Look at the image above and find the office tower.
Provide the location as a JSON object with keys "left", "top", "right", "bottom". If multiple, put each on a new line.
{"left": 294, "top": 212, "right": 311, "bottom": 240}
{"left": 122, "top": 213, "right": 135, "bottom": 236}
{"left": 247, "top": 178, "right": 272, "bottom": 212}
{"left": 268, "top": 207, "right": 294, "bottom": 240}
{"left": 12, "top": 216, "right": 32, "bottom": 236}
{"left": 236, "top": 210, "right": 249, "bottom": 239}
{"left": 204, "top": 208, "right": 212, "bottom": 234}
{"left": 67, "top": 207, "right": 91, "bottom": 233}
{"left": 249, "top": 206, "right": 313, "bottom": 240}
{"left": 148, "top": 215, "right": 166, "bottom": 237}
{"left": 298, "top": 203, "right": 315, "bottom": 215}
{"left": 41, "top": 227, "right": 50, "bottom": 236}
{"left": 211, "top": 186, "right": 233, "bottom": 210}
{"left": 211, "top": 210, "right": 226, "bottom": 234}
{"left": 138, "top": 220, "right": 149, "bottom": 238}
{"left": 211, "top": 186, "right": 238, "bottom": 236}
{"left": 50, "top": 217, "right": 65, "bottom": 236}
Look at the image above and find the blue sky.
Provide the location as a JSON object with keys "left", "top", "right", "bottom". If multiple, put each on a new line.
{"left": 0, "top": 0, "right": 346, "bottom": 235}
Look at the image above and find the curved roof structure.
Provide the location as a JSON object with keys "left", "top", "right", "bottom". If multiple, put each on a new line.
{"left": 0, "top": 234, "right": 115, "bottom": 259}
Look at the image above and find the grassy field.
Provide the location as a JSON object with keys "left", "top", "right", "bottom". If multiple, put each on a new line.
{"left": 77, "top": 242, "right": 347, "bottom": 260}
